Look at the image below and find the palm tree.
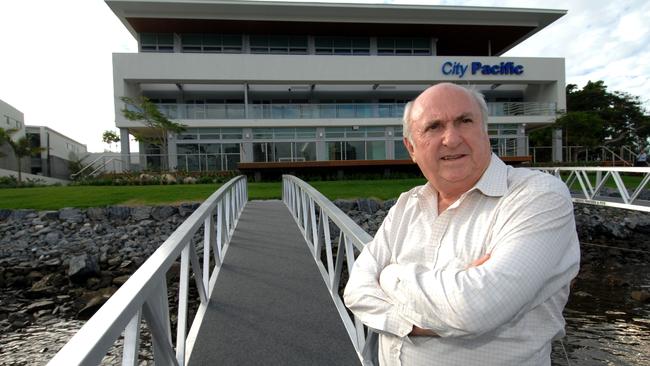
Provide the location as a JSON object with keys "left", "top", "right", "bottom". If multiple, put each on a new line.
{"left": 0, "top": 127, "right": 45, "bottom": 185}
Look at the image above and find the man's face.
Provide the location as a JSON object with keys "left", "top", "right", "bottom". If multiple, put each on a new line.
{"left": 404, "top": 85, "right": 492, "bottom": 195}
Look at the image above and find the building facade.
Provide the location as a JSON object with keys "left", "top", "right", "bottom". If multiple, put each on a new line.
{"left": 0, "top": 99, "right": 87, "bottom": 181}
{"left": 107, "top": 0, "right": 567, "bottom": 172}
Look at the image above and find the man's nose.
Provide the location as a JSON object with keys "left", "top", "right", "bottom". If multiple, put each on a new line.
{"left": 442, "top": 126, "right": 462, "bottom": 147}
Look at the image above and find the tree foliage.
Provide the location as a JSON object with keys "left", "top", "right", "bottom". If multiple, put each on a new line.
{"left": 120, "top": 96, "right": 185, "bottom": 170}
{"left": 561, "top": 81, "right": 650, "bottom": 149}
{"left": 102, "top": 130, "right": 121, "bottom": 152}
{"left": 0, "top": 127, "right": 46, "bottom": 185}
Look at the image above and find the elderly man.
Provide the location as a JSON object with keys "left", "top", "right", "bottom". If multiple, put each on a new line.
{"left": 343, "top": 83, "right": 580, "bottom": 365}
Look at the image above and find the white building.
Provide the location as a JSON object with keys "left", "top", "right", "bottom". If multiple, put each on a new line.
{"left": 0, "top": 99, "right": 87, "bottom": 181}
{"left": 107, "top": 0, "right": 566, "bottom": 172}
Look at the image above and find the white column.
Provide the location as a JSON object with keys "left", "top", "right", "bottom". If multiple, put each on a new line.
{"left": 552, "top": 128, "right": 563, "bottom": 162}
{"left": 120, "top": 128, "right": 131, "bottom": 171}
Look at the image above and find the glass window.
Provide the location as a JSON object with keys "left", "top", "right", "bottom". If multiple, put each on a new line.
{"left": 345, "top": 141, "right": 365, "bottom": 160}
{"left": 315, "top": 36, "right": 369, "bottom": 55}
{"left": 366, "top": 126, "right": 386, "bottom": 138}
{"left": 377, "top": 37, "right": 431, "bottom": 55}
{"left": 296, "top": 142, "right": 316, "bottom": 161}
{"left": 325, "top": 127, "right": 345, "bottom": 138}
{"left": 296, "top": 128, "right": 316, "bottom": 139}
{"left": 253, "top": 128, "right": 274, "bottom": 139}
{"left": 181, "top": 34, "right": 242, "bottom": 53}
{"left": 140, "top": 33, "right": 174, "bottom": 52}
{"left": 327, "top": 141, "right": 343, "bottom": 160}
{"left": 367, "top": 141, "right": 386, "bottom": 160}
{"left": 394, "top": 142, "right": 410, "bottom": 159}
{"left": 250, "top": 35, "right": 307, "bottom": 54}
{"left": 221, "top": 128, "right": 243, "bottom": 140}
{"left": 274, "top": 128, "right": 295, "bottom": 139}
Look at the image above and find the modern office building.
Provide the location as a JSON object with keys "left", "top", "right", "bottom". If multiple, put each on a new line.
{"left": 0, "top": 99, "right": 88, "bottom": 181}
{"left": 107, "top": 0, "right": 566, "bottom": 172}
{"left": 26, "top": 126, "right": 89, "bottom": 180}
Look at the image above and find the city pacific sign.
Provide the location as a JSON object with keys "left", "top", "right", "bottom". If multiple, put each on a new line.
{"left": 442, "top": 61, "right": 524, "bottom": 78}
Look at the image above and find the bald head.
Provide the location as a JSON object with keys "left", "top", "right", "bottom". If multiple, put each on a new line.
{"left": 403, "top": 83, "right": 488, "bottom": 144}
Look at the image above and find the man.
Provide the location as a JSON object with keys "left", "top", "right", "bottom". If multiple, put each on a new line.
{"left": 636, "top": 149, "right": 647, "bottom": 167}
{"left": 343, "top": 83, "right": 580, "bottom": 365}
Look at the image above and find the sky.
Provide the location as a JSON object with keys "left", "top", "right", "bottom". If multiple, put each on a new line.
{"left": 0, "top": 0, "right": 648, "bottom": 152}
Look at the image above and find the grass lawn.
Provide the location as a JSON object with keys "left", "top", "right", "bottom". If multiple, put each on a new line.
{"left": 0, "top": 172, "right": 644, "bottom": 210}
{"left": 0, "top": 178, "right": 427, "bottom": 210}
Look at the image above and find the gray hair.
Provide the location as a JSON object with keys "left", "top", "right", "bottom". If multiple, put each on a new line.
{"left": 402, "top": 85, "right": 489, "bottom": 144}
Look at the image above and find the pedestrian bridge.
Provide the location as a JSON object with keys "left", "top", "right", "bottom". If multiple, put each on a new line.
{"left": 48, "top": 167, "right": 650, "bottom": 366}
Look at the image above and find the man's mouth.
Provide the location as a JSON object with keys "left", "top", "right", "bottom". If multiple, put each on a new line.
{"left": 441, "top": 154, "right": 466, "bottom": 160}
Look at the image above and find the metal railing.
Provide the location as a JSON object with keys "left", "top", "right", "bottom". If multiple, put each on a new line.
{"left": 153, "top": 101, "right": 556, "bottom": 120}
{"left": 535, "top": 167, "right": 650, "bottom": 212}
{"left": 71, "top": 153, "right": 126, "bottom": 179}
{"left": 283, "top": 175, "right": 378, "bottom": 366}
{"left": 48, "top": 176, "right": 248, "bottom": 365}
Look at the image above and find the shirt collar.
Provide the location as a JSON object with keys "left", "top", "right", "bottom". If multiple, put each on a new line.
{"left": 470, "top": 153, "right": 508, "bottom": 197}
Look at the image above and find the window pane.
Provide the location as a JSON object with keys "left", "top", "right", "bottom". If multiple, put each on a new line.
{"left": 222, "top": 35, "right": 241, "bottom": 46}
{"left": 141, "top": 33, "right": 156, "bottom": 44}
{"left": 377, "top": 38, "right": 393, "bottom": 48}
{"left": 327, "top": 141, "right": 342, "bottom": 160}
{"left": 274, "top": 128, "right": 294, "bottom": 139}
{"left": 250, "top": 36, "right": 267, "bottom": 47}
{"left": 366, "top": 141, "right": 386, "bottom": 160}
{"left": 333, "top": 38, "right": 349, "bottom": 48}
{"left": 182, "top": 34, "right": 202, "bottom": 45}
{"left": 295, "top": 128, "right": 316, "bottom": 139}
{"left": 325, "top": 127, "right": 344, "bottom": 138}
{"left": 345, "top": 141, "right": 365, "bottom": 160}
{"left": 253, "top": 128, "right": 273, "bottom": 139}
{"left": 158, "top": 34, "right": 174, "bottom": 44}
{"left": 366, "top": 126, "right": 385, "bottom": 137}
{"left": 315, "top": 37, "right": 332, "bottom": 48}
{"left": 296, "top": 141, "right": 316, "bottom": 161}
{"left": 412, "top": 38, "right": 429, "bottom": 48}
{"left": 274, "top": 142, "right": 292, "bottom": 161}
{"left": 394, "top": 141, "right": 410, "bottom": 159}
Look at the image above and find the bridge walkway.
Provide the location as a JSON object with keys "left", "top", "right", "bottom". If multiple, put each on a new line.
{"left": 187, "top": 200, "right": 359, "bottom": 365}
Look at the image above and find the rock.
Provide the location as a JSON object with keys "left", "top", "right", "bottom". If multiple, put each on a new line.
{"left": 0, "top": 209, "right": 12, "bottom": 221}
{"left": 178, "top": 203, "right": 200, "bottom": 217}
{"left": 78, "top": 287, "right": 117, "bottom": 320}
{"left": 58, "top": 208, "right": 84, "bottom": 223}
{"left": 44, "top": 232, "right": 61, "bottom": 246}
{"left": 356, "top": 198, "right": 381, "bottom": 214}
{"left": 86, "top": 207, "right": 106, "bottom": 221}
{"left": 333, "top": 199, "right": 356, "bottom": 212}
{"left": 631, "top": 290, "right": 650, "bottom": 303}
{"left": 26, "top": 300, "right": 55, "bottom": 313}
{"left": 10, "top": 210, "right": 36, "bottom": 221}
{"left": 162, "top": 173, "right": 176, "bottom": 184}
{"left": 39, "top": 211, "right": 59, "bottom": 221}
{"left": 131, "top": 206, "right": 152, "bottom": 221}
{"left": 112, "top": 275, "right": 131, "bottom": 286}
{"left": 383, "top": 198, "right": 397, "bottom": 211}
{"left": 107, "top": 206, "right": 130, "bottom": 221}
{"left": 183, "top": 176, "right": 197, "bottom": 184}
{"left": 67, "top": 254, "right": 100, "bottom": 283}
{"left": 151, "top": 206, "right": 176, "bottom": 221}
{"left": 139, "top": 173, "right": 155, "bottom": 183}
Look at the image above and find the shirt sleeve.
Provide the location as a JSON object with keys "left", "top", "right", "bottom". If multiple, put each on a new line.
{"left": 343, "top": 204, "right": 415, "bottom": 338}
{"left": 382, "top": 184, "right": 580, "bottom": 338}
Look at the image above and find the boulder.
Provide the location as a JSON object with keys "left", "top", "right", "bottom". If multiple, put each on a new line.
{"left": 333, "top": 199, "right": 356, "bottom": 212}
{"left": 67, "top": 254, "right": 100, "bottom": 282}
{"left": 108, "top": 206, "right": 130, "bottom": 221}
{"left": 86, "top": 207, "right": 107, "bottom": 221}
{"left": 39, "top": 210, "right": 59, "bottom": 221}
{"left": 131, "top": 206, "right": 152, "bottom": 221}
{"left": 58, "top": 208, "right": 85, "bottom": 223}
{"left": 178, "top": 202, "right": 200, "bottom": 217}
{"left": 356, "top": 198, "right": 381, "bottom": 214}
{"left": 162, "top": 173, "right": 177, "bottom": 184}
{"left": 10, "top": 210, "right": 35, "bottom": 221}
{"left": 151, "top": 206, "right": 177, "bottom": 221}
{"left": 0, "top": 209, "right": 11, "bottom": 221}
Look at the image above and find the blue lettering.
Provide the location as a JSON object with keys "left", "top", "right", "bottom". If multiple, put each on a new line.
{"left": 442, "top": 61, "right": 454, "bottom": 75}
{"left": 514, "top": 65, "right": 524, "bottom": 75}
{"left": 471, "top": 62, "right": 482, "bottom": 74}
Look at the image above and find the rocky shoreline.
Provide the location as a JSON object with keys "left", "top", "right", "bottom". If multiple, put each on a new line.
{"left": 1, "top": 200, "right": 649, "bottom": 364}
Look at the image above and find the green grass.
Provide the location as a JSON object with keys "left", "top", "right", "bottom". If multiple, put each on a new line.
{"left": 1, "top": 172, "right": 643, "bottom": 210}
{"left": 0, "top": 179, "right": 428, "bottom": 210}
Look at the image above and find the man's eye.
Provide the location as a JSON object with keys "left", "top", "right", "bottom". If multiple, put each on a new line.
{"left": 462, "top": 118, "right": 473, "bottom": 123}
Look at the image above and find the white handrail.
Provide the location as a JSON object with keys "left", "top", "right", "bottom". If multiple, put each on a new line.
{"left": 535, "top": 167, "right": 650, "bottom": 212}
{"left": 282, "top": 175, "right": 378, "bottom": 366}
{"left": 48, "top": 176, "right": 248, "bottom": 365}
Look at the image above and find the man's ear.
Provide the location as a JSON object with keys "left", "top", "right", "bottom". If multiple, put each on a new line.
{"left": 403, "top": 137, "right": 416, "bottom": 162}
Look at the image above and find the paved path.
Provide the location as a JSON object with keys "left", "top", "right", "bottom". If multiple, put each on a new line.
{"left": 188, "top": 200, "right": 359, "bottom": 365}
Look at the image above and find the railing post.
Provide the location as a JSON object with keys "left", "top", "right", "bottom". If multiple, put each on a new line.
{"left": 121, "top": 311, "right": 142, "bottom": 366}
{"left": 204, "top": 213, "right": 214, "bottom": 296}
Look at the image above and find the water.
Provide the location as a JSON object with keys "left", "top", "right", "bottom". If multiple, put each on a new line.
{"left": 1, "top": 254, "right": 648, "bottom": 365}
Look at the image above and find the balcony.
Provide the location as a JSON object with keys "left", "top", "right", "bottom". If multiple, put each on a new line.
{"left": 153, "top": 102, "right": 557, "bottom": 120}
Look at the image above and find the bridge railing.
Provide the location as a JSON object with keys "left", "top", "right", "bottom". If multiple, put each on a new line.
{"left": 535, "top": 166, "right": 650, "bottom": 212}
{"left": 283, "top": 175, "right": 378, "bottom": 366}
{"left": 48, "top": 176, "right": 248, "bottom": 366}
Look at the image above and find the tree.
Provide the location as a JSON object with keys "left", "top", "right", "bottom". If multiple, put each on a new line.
{"left": 554, "top": 111, "right": 606, "bottom": 161}
{"left": 0, "top": 128, "right": 45, "bottom": 185}
{"left": 564, "top": 81, "right": 650, "bottom": 149}
{"left": 120, "top": 96, "right": 185, "bottom": 171}
{"left": 102, "top": 130, "right": 120, "bottom": 152}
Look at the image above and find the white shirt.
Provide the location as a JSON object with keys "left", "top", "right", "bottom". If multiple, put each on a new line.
{"left": 343, "top": 154, "right": 580, "bottom": 366}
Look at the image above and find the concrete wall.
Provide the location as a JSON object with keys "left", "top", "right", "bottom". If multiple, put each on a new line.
{"left": 112, "top": 53, "right": 566, "bottom": 126}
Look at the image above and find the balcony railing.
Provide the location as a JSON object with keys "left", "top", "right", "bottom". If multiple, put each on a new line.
{"left": 153, "top": 102, "right": 557, "bottom": 120}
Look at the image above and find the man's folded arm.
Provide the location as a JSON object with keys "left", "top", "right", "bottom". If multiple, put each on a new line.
{"left": 343, "top": 210, "right": 417, "bottom": 338}
{"left": 381, "top": 189, "right": 580, "bottom": 338}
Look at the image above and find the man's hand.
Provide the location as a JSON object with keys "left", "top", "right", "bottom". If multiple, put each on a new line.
{"left": 409, "top": 325, "right": 439, "bottom": 337}
{"left": 468, "top": 253, "right": 491, "bottom": 268}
